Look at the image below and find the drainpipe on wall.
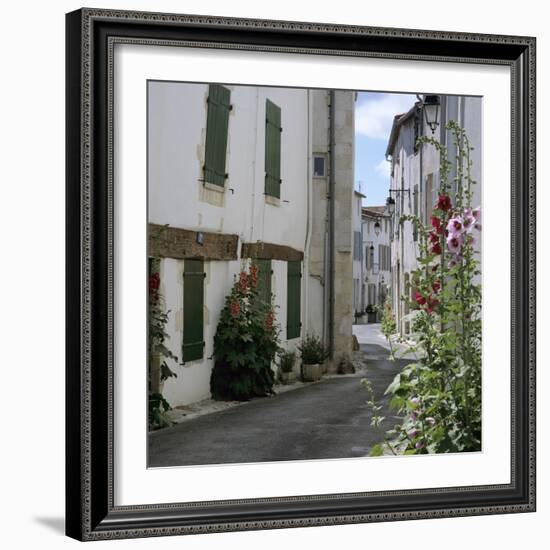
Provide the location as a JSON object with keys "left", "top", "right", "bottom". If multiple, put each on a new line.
{"left": 328, "top": 90, "right": 336, "bottom": 359}
{"left": 303, "top": 90, "right": 312, "bottom": 337}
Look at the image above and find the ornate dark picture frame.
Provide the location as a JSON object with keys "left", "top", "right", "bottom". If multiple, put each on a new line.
{"left": 65, "top": 8, "right": 536, "bottom": 541}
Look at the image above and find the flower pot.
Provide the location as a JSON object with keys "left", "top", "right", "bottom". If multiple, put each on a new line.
{"left": 302, "top": 363, "right": 323, "bottom": 382}
{"left": 279, "top": 371, "right": 297, "bottom": 385}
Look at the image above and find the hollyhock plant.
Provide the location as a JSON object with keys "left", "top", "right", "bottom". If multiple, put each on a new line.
{"left": 211, "top": 263, "right": 281, "bottom": 401}
{"left": 369, "top": 121, "right": 481, "bottom": 457}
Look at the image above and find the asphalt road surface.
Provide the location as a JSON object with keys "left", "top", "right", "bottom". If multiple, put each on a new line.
{"left": 149, "top": 344, "right": 410, "bottom": 467}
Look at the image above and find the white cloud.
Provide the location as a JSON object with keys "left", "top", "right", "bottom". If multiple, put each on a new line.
{"left": 355, "top": 93, "right": 417, "bottom": 140}
{"left": 375, "top": 159, "right": 390, "bottom": 178}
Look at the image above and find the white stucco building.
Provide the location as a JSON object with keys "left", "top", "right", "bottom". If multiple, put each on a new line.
{"left": 385, "top": 95, "right": 482, "bottom": 335}
{"left": 148, "top": 81, "right": 356, "bottom": 406}
{"left": 362, "top": 206, "right": 392, "bottom": 317}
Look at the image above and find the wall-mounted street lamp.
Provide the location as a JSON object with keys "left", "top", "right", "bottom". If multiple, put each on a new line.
{"left": 374, "top": 220, "right": 381, "bottom": 236}
{"left": 385, "top": 196, "right": 395, "bottom": 216}
{"left": 422, "top": 94, "right": 441, "bottom": 135}
{"left": 385, "top": 187, "right": 410, "bottom": 217}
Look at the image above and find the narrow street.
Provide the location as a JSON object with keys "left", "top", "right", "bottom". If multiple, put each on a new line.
{"left": 149, "top": 325, "right": 413, "bottom": 467}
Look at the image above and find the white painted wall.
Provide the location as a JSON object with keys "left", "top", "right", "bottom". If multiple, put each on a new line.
{"left": 149, "top": 81, "right": 313, "bottom": 405}
{"left": 148, "top": 81, "right": 309, "bottom": 249}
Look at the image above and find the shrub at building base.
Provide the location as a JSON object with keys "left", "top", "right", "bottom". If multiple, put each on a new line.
{"left": 210, "top": 263, "right": 281, "bottom": 401}
{"left": 298, "top": 334, "right": 329, "bottom": 382}
{"left": 278, "top": 350, "right": 297, "bottom": 384}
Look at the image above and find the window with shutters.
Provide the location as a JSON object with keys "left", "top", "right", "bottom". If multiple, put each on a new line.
{"left": 255, "top": 259, "right": 272, "bottom": 305}
{"left": 204, "top": 84, "right": 231, "bottom": 187}
{"left": 286, "top": 261, "right": 301, "bottom": 339}
{"left": 265, "top": 99, "right": 282, "bottom": 198}
{"left": 182, "top": 260, "right": 205, "bottom": 362}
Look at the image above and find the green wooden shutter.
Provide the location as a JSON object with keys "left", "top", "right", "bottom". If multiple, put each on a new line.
{"left": 183, "top": 260, "right": 205, "bottom": 362}
{"left": 255, "top": 259, "right": 272, "bottom": 305}
{"left": 286, "top": 261, "right": 301, "bottom": 339}
{"left": 204, "top": 84, "right": 231, "bottom": 187}
{"left": 265, "top": 99, "right": 281, "bottom": 198}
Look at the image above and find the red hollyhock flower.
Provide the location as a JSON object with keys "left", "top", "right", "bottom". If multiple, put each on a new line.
{"left": 428, "top": 231, "right": 439, "bottom": 243}
{"left": 430, "top": 242, "right": 442, "bottom": 255}
{"left": 238, "top": 271, "right": 248, "bottom": 293}
{"left": 149, "top": 272, "right": 160, "bottom": 291}
{"left": 415, "top": 292, "right": 426, "bottom": 306}
{"left": 432, "top": 281, "right": 441, "bottom": 293}
{"left": 436, "top": 194, "right": 452, "bottom": 212}
{"left": 430, "top": 216, "right": 442, "bottom": 234}
{"left": 249, "top": 263, "right": 258, "bottom": 288}
{"left": 230, "top": 300, "right": 241, "bottom": 318}
{"left": 426, "top": 297, "right": 440, "bottom": 314}
{"left": 264, "top": 310, "right": 275, "bottom": 329}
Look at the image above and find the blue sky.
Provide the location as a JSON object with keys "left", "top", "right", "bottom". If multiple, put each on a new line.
{"left": 354, "top": 92, "right": 417, "bottom": 207}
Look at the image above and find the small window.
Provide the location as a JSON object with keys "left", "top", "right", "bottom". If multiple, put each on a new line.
{"left": 313, "top": 155, "right": 326, "bottom": 177}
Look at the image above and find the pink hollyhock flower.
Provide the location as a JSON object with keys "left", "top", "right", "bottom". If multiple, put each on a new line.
{"left": 472, "top": 206, "right": 481, "bottom": 221}
{"left": 475, "top": 222, "right": 482, "bottom": 231}
{"left": 461, "top": 210, "right": 476, "bottom": 233}
{"left": 447, "top": 234, "right": 463, "bottom": 254}
{"left": 415, "top": 441, "right": 424, "bottom": 449}
{"left": 447, "top": 216, "right": 464, "bottom": 235}
{"left": 407, "top": 429, "right": 418, "bottom": 438}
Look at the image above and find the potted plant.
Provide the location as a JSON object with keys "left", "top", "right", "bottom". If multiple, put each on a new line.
{"left": 298, "top": 334, "right": 329, "bottom": 382}
{"left": 366, "top": 304, "right": 377, "bottom": 323}
{"left": 278, "top": 350, "right": 296, "bottom": 385}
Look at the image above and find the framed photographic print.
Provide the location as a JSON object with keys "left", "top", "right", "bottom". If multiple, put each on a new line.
{"left": 65, "top": 7, "right": 536, "bottom": 541}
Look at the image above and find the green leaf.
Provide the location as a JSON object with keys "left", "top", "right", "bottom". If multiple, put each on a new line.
{"left": 369, "top": 444, "right": 385, "bottom": 457}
